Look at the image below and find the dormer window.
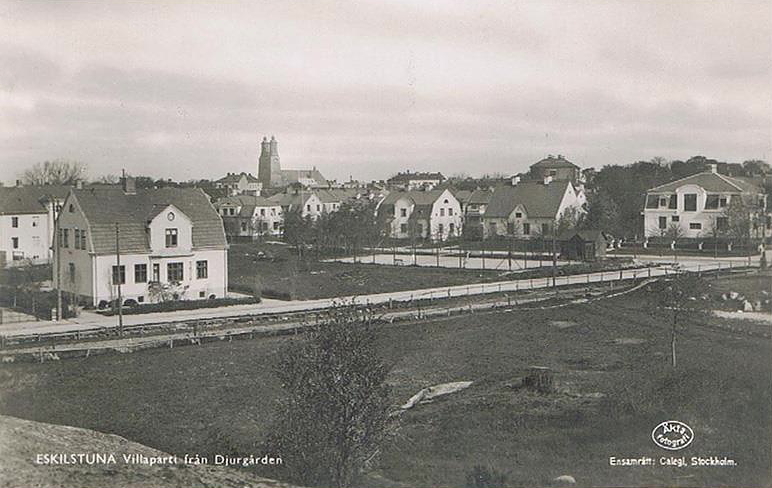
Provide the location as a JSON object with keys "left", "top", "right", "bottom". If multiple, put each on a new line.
{"left": 165, "top": 228, "right": 178, "bottom": 247}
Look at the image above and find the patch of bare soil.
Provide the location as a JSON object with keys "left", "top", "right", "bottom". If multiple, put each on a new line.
{"left": 0, "top": 415, "right": 295, "bottom": 488}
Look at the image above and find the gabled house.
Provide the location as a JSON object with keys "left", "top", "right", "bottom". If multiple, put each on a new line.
{"left": 0, "top": 185, "right": 70, "bottom": 266}
{"left": 377, "top": 188, "right": 462, "bottom": 241}
{"left": 482, "top": 178, "right": 585, "bottom": 238}
{"left": 214, "top": 195, "right": 283, "bottom": 238}
{"left": 267, "top": 186, "right": 326, "bottom": 220}
{"left": 214, "top": 172, "right": 262, "bottom": 196}
{"left": 528, "top": 154, "right": 583, "bottom": 186}
{"left": 54, "top": 178, "right": 228, "bottom": 308}
{"left": 643, "top": 165, "right": 770, "bottom": 239}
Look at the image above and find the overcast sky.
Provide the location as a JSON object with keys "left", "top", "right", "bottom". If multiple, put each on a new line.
{"left": 1, "top": 0, "right": 770, "bottom": 185}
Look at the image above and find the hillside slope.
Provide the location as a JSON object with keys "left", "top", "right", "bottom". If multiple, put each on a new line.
{"left": 0, "top": 415, "right": 294, "bottom": 488}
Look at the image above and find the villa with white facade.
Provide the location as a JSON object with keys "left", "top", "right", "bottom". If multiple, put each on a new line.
{"left": 54, "top": 178, "right": 228, "bottom": 308}
{"left": 377, "top": 188, "right": 463, "bottom": 241}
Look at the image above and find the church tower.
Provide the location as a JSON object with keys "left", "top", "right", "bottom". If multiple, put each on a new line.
{"left": 258, "top": 135, "right": 282, "bottom": 188}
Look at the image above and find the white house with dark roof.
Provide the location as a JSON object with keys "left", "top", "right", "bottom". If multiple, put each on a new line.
{"left": 214, "top": 172, "right": 262, "bottom": 196}
{"left": 214, "top": 195, "right": 283, "bottom": 238}
{"left": 482, "top": 178, "right": 585, "bottom": 238}
{"left": 54, "top": 178, "right": 228, "bottom": 308}
{"left": 528, "top": 155, "right": 583, "bottom": 186}
{"left": 0, "top": 185, "right": 70, "bottom": 267}
{"left": 377, "top": 188, "right": 462, "bottom": 240}
{"left": 643, "top": 165, "right": 770, "bottom": 239}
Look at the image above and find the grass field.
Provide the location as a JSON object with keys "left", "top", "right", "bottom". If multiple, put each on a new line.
{"left": 228, "top": 242, "right": 503, "bottom": 299}
{"left": 0, "top": 275, "right": 770, "bottom": 487}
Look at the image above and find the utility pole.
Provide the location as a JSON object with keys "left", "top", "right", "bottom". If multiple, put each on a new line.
{"left": 551, "top": 219, "right": 557, "bottom": 289}
{"left": 115, "top": 222, "right": 123, "bottom": 335}
{"left": 53, "top": 197, "right": 62, "bottom": 321}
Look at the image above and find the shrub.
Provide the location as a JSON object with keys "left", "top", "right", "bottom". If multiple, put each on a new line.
{"left": 465, "top": 465, "right": 507, "bottom": 488}
{"left": 96, "top": 296, "right": 259, "bottom": 316}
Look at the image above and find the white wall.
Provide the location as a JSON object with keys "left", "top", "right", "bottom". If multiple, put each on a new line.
{"left": 429, "top": 190, "right": 463, "bottom": 240}
{"left": 0, "top": 213, "right": 50, "bottom": 265}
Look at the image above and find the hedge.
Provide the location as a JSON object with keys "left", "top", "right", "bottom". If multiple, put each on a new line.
{"left": 97, "top": 296, "right": 260, "bottom": 316}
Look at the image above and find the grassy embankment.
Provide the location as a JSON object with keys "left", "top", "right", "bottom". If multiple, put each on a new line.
{"left": 1, "top": 272, "right": 770, "bottom": 487}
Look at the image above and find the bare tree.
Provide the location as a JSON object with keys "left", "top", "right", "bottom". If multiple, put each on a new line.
{"left": 650, "top": 273, "right": 707, "bottom": 368}
{"left": 22, "top": 160, "right": 87, "bottom": 185}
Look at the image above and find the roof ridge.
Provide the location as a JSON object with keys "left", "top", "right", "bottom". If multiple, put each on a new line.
{"left": 648, "top": 171, "right": 714, "bottom": 192}
{"left": 714, "top": 172, "right": 746, "bottom": 192}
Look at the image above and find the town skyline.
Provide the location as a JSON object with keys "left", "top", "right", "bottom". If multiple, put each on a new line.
{"left": 1, "top": 0, "right": 770, "bottom": 186}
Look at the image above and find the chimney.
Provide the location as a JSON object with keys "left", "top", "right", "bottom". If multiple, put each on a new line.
{"left": 708, "top": 163, "right": 718, "bottom": 174}
{"left": 543, "top": 175, "right": 553, "bottom": 185}
{"left": 121, "top": 175, "right": 136, "bottom": 195}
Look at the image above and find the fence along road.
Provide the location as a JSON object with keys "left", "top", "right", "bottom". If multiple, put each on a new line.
{"left": 0, "top": 257, "right": 759, "bottom": 341}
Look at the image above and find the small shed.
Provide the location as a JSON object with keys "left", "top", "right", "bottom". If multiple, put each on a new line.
{"left": 558, "top": 230, "right": 609, "bottom": 261}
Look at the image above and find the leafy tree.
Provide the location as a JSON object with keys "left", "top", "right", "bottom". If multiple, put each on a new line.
{"left": 581, "top": 191, "right": 620, "bottom": 232}
{"left": 555, "top": 205, "right": 583, "bottom": 236}
{"left": 22, "top": 160, "right": 87, "bottom": 185}
{"left": 263, "top": 301, "right": 391, "bottom": 487}
{"left": 742, "top": 159, "right": 770, "bottom": 176}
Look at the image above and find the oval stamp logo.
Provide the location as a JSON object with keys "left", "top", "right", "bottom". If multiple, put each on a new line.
{"left": 651, "top": 420, "right": 694, "bottom": 450}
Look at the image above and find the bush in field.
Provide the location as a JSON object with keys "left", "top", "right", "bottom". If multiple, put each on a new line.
{"left": 465, "top": 465, "right": 508, "bottom": 488}
{"left": 262, "top": 301, "right": 391, "bottom": 488}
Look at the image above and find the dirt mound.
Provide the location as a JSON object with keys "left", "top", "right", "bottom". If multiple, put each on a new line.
{"left": 0, "top": 415, "right": 295, "bottom": 488}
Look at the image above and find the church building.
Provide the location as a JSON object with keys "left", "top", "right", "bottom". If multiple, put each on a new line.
{"left": 257, "top": 136, "right": 328, "bottom": 189}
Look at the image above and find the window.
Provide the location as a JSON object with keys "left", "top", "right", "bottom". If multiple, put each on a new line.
{"left": 689, "top": 222, "right": 702, "bottom": 230}
{"left": 438, "top": 224, "right": 444, "bottom": 236}
{"left": 229, "top": 208, "right": 235, "bottom": 216}
{"left": 316, "top": 205, "right": 320, "bottom": 211}
{"left": 400, "top": 223, "right": 408, "bottom": 233}
{"left": 705, "top": 194, "right": 720, "bottom": 210}
{"left": 138, "top": 296, "right": 145, "bottom": 303}
{"left": 32, "top": 216, "right": 39, "bottom": 227}
{"left": 449, "top": 223, "right": 455, "bottom": 234}
{"left": 260, "top": 208, "right": 266, "bottom": 216}
{"left": 672, "top": 216, "right": 680, "bottom": 222}
{"left": 719, "top": 197, "right": 728, "bottom": 208}
{"left": 11, "top": 217, "right": 18, "bottom": 228}
{"left": 199, "top": 291, "right": 206, "bottom": 298}
{"left": 659, "top": 217, "right": 667, "bottom": 229}
{"left": 74, "top": 230, "right": 80, "bottom": 249}
{"left": 645, "top": 195, "right": 659, "bottom": 209}
{"left": 523, "top": 223, "right": 530, "bottom": 235}
{"left": 165, "top": 228, "right": 178, "bottom": 247}
{"left": 448, "top": 208, "right": 453, "bottom": 216}
{"left": 440, "top": 208, "right": 445, "bottom": 217}
{"left": 658, "top": 197, "right": 667, "bottom": 208}
{"left": 68, "top": 263, "right": 75, "bottom": 282}
{"left": 196, "top": 260, "right": 208, "bottom": 279}
{"left": 400, "top": 208, "right": 407, "bottom": 217}
{"left": 62, "top": 228, "right": 69, "bottom": 248}
{"left": 668, "top": 195, "right": 677, "bottom": 209}
{"left": 515, "top": 212, "right": 522, "bottom": 218}
{"left": 152, "top": 263, "right": 160, "bottom": 282}
{"left": 241, "top": 222, "right": 247, "bottom": 232}
{"left": 507, "top": 222, "right": 515, "bottom": 234}
{"left": 684, "top": 194, "right": 697, "bottom": 211}
{"left": 135, "top": 264, "right": 147, "bottom": 283}
{"left": 273, "top": 222, "right": 280, "bottom": 230}
{"left": 542, "top": 223, "right": 549, "bottom": 235}
{"left": 11, "top": 237, "right": 18, "bottom": 249}
{"left": 68, "top": 204, "right": 74, "bottom": 212}
{"left": 81, "top": 231, "right": 87, "bottom": 249}
{"left": 306, "top": 205, "right": 311, "bottom": 212}
{"left": 167, "top": 262, "right": 183, "bottom": 282}
{"left": 112, "top": 265, "right": 126, "bottom": 285}
{"left": 714, "top": 217, "right": 727, "bottom": 231}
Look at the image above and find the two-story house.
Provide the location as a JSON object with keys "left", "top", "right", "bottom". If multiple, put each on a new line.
{"left": 456, "top": 188, "right": 494, "bottom": 239}
{"left": 214, "top": 172, "right": 262, "bottom": 196}
{"left": 643, "top": 165, "right": 769, "bottom": 239}
{"left": 482, "top": 177, "right": 585, "bottom": 238}
{"left": 214, "top": 195, "right": 283, "bottom": 238}
{"left": 377, "top": 188, "right": 462, "bottom": 241}
{"left": 54, "top": 178, "right": 228, "bottom": 308}
{"left": 0, "top": 185, "right": 70, "bottom": 267}
{"left": 267, "top": 186, "right": 326, "bottom": 220}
